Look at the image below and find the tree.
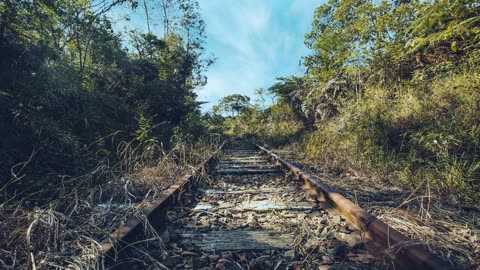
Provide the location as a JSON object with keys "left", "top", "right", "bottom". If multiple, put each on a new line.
{"left": 217, "top": 94, "right": 251, "bottom": 117}
{"left": 303, "top": 0, "right": 424, "bottom": 84}
{"left": 268, "top": 76, "right": 311, "bottom": 125}
{"left": 405, "top": 0, "right": 480, "bottom": 66}
{"left": 0, "top": 0, "right": 212, "bottom": 195}
{"left": 254, "top": 87, "right": 273, "bottom": 110}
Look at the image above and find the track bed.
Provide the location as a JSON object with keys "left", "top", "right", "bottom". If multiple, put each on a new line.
{"left": 114, "top": 142, "right": 380, "bottom": 269}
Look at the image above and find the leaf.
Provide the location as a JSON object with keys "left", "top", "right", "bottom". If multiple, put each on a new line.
{"left": 451, "top": 41, "right": 458, "bottom": 52}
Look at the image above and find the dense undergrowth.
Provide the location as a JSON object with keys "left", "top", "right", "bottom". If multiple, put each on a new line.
{"left": 302, "top": 70, "right": 480, "bottom": 205}
{"left": 0, "top": 0, "right": 220, "bottom": 268}
{"left": 210, "top": 0, "right": 480, "bottom": 206}
{"left": 0, "top": 138, "right": 220, "bottom": 269}
{"left": 1, "top": 0, "right": 479, "bottom": 268}
{"left": 218, "top": 69, "right": 480, "bottom": 205}
{"left": 0, "top": 0, "right": 211, "bottom": 199}
{"left": 223, "top": 104, "right": 305, "bottom": 146}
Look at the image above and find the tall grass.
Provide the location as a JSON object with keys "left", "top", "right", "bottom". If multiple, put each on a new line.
{"left": 0, "top": 135, "right": 219, "bottom": 269}
{"left": 302, "top": 71, "right": 480, "bottom": 204}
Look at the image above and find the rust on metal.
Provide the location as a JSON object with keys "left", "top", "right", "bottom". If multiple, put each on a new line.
{"left": 257, "top": 145, "right": 447, "bottom": 270}
{"left": 100, "top": 174, "right": 192, "bottom": 258}
{"left": 99, "top": 141, "right": 225, "bottom": 263}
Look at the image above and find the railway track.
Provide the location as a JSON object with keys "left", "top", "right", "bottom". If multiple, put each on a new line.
{"left": 102, "top": 139, "right": 446, "bottom": 270}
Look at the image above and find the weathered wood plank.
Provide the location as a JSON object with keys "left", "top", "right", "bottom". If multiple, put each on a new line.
{"left": 223, "top": 152, "right": 259, "bottom": 154}
{"left": 181, "top": 230, "right": 295, "bottom": 251}
{"left": 215, "top": 168, "right": 282, "bottom": 174}
{"left": 223, "top": 153, "right": 261, "bottom": 156}
{"left": 193, "top": 200, "right": 312, "bottom": 212}
{"left": 228, "top": 151, "right": 258, "bottom": 153}
{"left": 236, "top": 200, "right": 312, "bottom": 211}
{"left": 217, "top": 164, "right": 276, "bottom": 169}
{"left": 220, "top": 159, "right": 270, "bottom": 164}
{"left": 201, "top": 187, "right": 295, "bottom": 195}
{"left": 222, "top": 156, "right": 268, "bottom": 161}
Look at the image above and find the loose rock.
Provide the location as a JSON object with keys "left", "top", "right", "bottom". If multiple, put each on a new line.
{"left": 162, "top": 255, "right": 182, "bottom": 268}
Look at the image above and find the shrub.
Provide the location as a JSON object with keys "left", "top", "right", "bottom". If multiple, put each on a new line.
{"left": 302, "top": 71, "right": 480, "bottom": 204}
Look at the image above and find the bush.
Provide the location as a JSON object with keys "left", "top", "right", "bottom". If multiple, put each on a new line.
{"left": 223, "top": 105, "right": 304, "bottom": 147}
{"left": 302, "top": 71, "right": 480, "bottom": 204}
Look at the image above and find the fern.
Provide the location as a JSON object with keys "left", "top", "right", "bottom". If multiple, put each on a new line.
{"left": 407, "top": 1, "right": 480, "bottom": 53}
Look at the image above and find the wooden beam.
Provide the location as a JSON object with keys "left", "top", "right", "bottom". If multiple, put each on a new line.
{"left": 181, "top": 230, "right": 295, "bottom": 251}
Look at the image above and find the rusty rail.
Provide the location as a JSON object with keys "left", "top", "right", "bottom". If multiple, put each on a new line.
{"left": 97, "top": 141, "right": 226, "bottom": 265}
{"left": 256, "top": 145, "right": 447, "bottom": 270}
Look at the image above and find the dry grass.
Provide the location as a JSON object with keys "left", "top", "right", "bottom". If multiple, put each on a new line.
{"left": 0, "top": 138, "right": 221, "bottom": 269}
{"left": 274, "top": 146, "right": 480, "bottom": 269}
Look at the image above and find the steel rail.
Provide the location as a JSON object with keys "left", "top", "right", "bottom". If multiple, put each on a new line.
{"left": 256, "top": 144, "right": 447, "bottom": 270}
{"left": 84, "top": 141, "right": 225, "bottom": 267}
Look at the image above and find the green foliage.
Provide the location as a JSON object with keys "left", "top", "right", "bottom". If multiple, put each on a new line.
{"left": 217, "top": 94, "right": 251, "bottom": 117}
{"left": 302, "top": 72, "right": 480, "bottom": 204}
{"left": 268, "top": 76, "right": 312, "bottom": 125}
{"left": 212, "top": 100, "right": 303, "bottom": 147}
{"left": 135, "top": 114, "right": 159, "bottom": 145}
{"left": 406, "top": 0, "right": 480, "bottom": 55}
{"left": 0, "top": 0, "right": 210, "bottom": 200}
{"left": 205, "top": 0, "right": 480, "bottom": 205}
{"left": 303, "top": 0, "right": 480, "bottom": 85}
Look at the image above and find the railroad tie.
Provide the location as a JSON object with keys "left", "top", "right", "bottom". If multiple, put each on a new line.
{"left": 103, "top": 140, "right": 445, "bottom": 269}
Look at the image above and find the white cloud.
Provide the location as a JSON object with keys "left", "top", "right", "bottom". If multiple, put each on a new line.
{"left": 196, "top": 1, "right": 269, "bottom": 106}
{"left": 109, "top": 0, "right": 320, "bottom": 112}
{"left": 196, "top": 0, "right": 319, "bottom": 112}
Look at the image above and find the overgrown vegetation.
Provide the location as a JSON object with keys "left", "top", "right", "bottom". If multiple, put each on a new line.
{"left": 1, "top": 0, "right": 479, "bottom": 268}
{"left": 210, "top": 0, "right": 480, "bottom": 205}
{"left": 0, "top": 0, "right": 216, "bottom": 268}
{"left": 0, "top": 0, "right": 212, "bottom": 195}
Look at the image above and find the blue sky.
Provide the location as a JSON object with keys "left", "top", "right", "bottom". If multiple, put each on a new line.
{"left": 108, "top": 1, "right": 321, "bottom": 112}
{"left": 196, "top": 0, "right": 320, "bottom": 111}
